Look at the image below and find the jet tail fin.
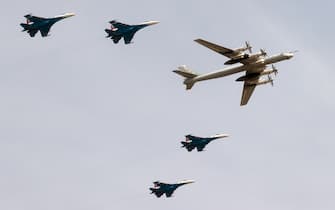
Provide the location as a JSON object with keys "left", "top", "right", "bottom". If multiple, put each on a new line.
{"left": 173, "top": 65, "right": 198, "bottom": 90}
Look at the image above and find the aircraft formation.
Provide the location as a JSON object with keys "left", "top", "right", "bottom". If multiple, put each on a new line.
{"left": 19, "top": 12, "right": 294, "bottom": 198}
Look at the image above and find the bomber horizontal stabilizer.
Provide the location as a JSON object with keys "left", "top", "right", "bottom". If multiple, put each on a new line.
{"left": 173, "top": 65, "right": 198, "bottom": 78}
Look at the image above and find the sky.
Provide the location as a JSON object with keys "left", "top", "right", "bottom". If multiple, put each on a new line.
{"left": 1, "top": 0, "right": 335, "bottom": 210}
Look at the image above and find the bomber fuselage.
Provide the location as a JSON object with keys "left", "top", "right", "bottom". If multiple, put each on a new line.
{"left": 187, "top": 52, "right": 293, "bottom": 84}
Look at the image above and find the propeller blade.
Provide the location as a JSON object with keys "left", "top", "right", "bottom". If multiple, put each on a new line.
{"left": 260, "top": 48, "right": 267, "bottom": 56}
{"left": 268, "top": 75, "right": 274, "bottom": 86}
{"left": 245, "top": 41, "right": 252, "bottom": 53}
{"left": 272, "top": 64, "right": 278, "bottom": 76}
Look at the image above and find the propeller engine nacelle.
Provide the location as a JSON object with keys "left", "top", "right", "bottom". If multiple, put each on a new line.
{"left": 236, "top": 73, "right": 259, "bottom": 82}
{"left": 260, "top": 65, "right": 278, "bottom": 76}
{"left": 246, "top": 76, "right": 273, "bottom": 86}
{"left": 225, "top": 54, "right": 249, "bottom": 65}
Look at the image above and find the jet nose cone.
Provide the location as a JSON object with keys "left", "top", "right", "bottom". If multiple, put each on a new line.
{"left": 179, "top": 179, "right": 195, "bottom": 185}
{"left": 142, "top": 20, "right": 160, "bottom": 26}
{"left": 212, "top": 133, "right": 229, "bottom": 138}
{"left": 60, "top": 12, "right": 75, "bottom": 18}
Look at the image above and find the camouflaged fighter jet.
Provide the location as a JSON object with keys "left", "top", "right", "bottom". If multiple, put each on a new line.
{"left": 105, "top": 20, "right": 159, "bottom": 44}
{"left": 150, "top": 180, "right": 194, "bottom": 198}
{"left": 181, "top": 134, "right": 229, "bottom": 152}
{"left": 20, "top": 13, "right": 75, "bottom": 37}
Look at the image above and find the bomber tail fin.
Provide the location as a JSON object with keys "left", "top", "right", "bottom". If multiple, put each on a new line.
{"left": 173, "top": 65, "right": 198, "bottom": 90}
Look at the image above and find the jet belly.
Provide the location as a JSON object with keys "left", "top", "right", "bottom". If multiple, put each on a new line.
{"left": 194, "top": 65, "right": 246, "bottom": 82}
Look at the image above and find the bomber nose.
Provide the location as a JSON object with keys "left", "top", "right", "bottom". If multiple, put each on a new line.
{"left": 284, "top": 52, "right": 294, "bottom": 59}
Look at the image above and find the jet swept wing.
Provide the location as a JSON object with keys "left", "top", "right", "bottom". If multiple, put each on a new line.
{"left": 124, "top": 32, "right": 136, "bottom": 44}
{"left": 40, "top": 26, "right": 51, "bottom": 37}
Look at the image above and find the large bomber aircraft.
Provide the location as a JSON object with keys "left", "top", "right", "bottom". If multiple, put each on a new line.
{"left": 174, "top": 39, "right": 294, "bottom": 106}
{"left": 181, "top": 134, "right": 229, "bottom": 152}
{"left": 20, "top": 13, "right": 75, "bottom": 37}
{"left": 105, "top": 20, "right": 159, "bottom": 44}
{"left": 150, "top": 180, "right": 194, "bottom": 198}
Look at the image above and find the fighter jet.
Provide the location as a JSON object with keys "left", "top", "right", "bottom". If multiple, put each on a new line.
{"left": 20, "top": 13, "right": 75, "bottom": 37}
{"left": 181, "top": 134, "right": 229, "bottom": 152}
{"left": 105, "top": 20, "right": 159, "bottom": 44}
{"left": 150, "top": 180, "right": 194, "bottom": 198}
{"left": 173, "top": 39, "right": 295, "bottom": 106}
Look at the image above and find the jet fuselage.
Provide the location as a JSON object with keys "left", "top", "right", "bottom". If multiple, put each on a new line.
{"left": 105, "top": 20, "right": 159, "bottom": 44}
{"left": 24, "top": 17, "right": 62, "bottom": 30}
{"left": 150, "top": 180, "right": 194, "bottom": 198}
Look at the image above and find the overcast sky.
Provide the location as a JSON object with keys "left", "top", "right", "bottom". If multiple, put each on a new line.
{"left": 1, "top": 0, "right": 335, "bottom": 210}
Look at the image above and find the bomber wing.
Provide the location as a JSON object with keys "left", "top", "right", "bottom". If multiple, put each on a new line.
{"left": 195, "top": 39, "right": 250, "bottom": 64}
{"left": 240, "top": 82, "right": 257, "bottom": 106}
{"left": 240, "top": 67, "right": 267, "bottom": 105}
{"left": 194, "top": 39, "right": 234, "bottom": 57}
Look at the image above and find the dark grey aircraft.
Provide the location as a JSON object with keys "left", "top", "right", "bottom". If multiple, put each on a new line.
{"left": 150, "top": 180, "right": 194, "bottom": 198}
{"left": 181, "top": 134, "right": 229, "bottom": 152}
{"left": 105, "top": 20, "right": 159, "bottom": 44}
{"left": 20, "top": 13, "right": 75, "bottom": 37}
